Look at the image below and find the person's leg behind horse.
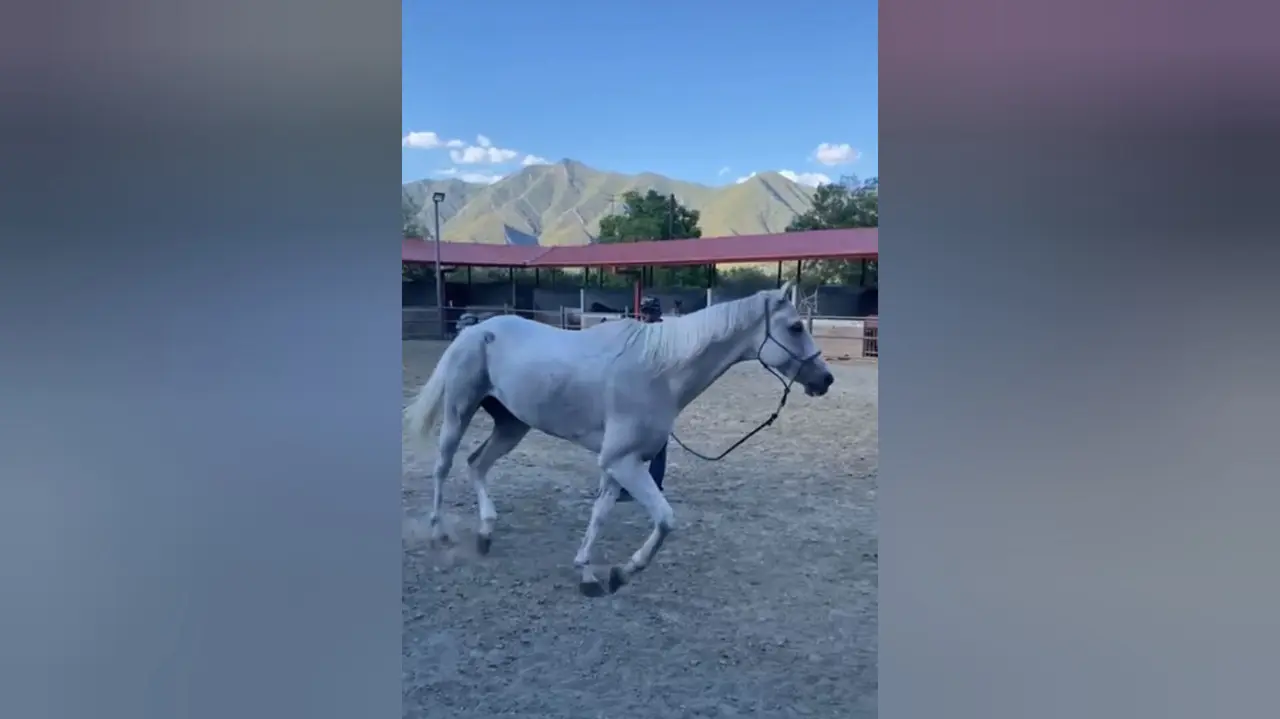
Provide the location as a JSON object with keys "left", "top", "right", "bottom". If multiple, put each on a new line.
{"left": 649, "top": 440, "right": 667, "bottom": 491}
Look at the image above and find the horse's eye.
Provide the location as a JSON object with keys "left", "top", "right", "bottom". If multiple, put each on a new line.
{"left": 788, "top": 322, "right": 804, "bottom": 334}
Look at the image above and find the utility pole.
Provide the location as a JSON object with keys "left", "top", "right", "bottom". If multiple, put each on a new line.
{"left": 431, "top": 192, "right": 446, "bottom": 338}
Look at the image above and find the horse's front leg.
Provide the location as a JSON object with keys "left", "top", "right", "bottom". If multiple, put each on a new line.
{"left": 598, "top": 454, "right": 675, "bottom": 595}
{"left": 574, "top": 473, "right": 621, "bottom": 597}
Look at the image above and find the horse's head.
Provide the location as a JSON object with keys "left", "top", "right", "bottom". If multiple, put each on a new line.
{"left": 756, "top": 281, "right": 835, "bottom": 397}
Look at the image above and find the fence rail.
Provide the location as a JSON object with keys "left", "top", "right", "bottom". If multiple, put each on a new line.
{"left": 804, "top": 314, "right": 878, "bottom": 361}
{"left": 403, "top": 306, "right": 878, "bottom": 361}
{"left": 402, "top": 305, "right": 571, "bottom": 339}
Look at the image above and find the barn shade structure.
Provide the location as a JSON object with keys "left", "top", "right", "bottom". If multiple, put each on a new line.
{"left": 403, "top": 227, "right": 878, "bottom": 319}
{"left": 401, "top": 227, "right": 877, "bottom": 268}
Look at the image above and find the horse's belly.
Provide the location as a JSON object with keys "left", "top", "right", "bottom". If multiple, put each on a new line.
{"left": 532, "top": 395, "right": 604, "bottom": 440}
{"left": 490, "top": 383, "right": 604, "bottom": 443}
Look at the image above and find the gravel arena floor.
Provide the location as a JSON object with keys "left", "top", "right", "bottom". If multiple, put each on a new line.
{"left": 402, "top": 340, "right": 878, "bottom": 719}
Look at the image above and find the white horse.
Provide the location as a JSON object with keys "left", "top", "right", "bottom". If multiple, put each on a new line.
{"left": 404, "top": 281, "right": 834, "bottom": 597}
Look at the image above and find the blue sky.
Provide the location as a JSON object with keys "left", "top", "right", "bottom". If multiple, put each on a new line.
{"left": 402, "top": 0, "right": 877, "bottom": 187}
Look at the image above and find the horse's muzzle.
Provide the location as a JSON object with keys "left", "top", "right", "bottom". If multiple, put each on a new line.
{"left": 803, "top": 370, "right": 835, "bottom": 397}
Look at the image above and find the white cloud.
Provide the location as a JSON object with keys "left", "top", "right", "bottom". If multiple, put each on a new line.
{"left": 780, "top": 169, "right": 833, "bottom": 187}
{"left": 813, "top": 142, "right": 860, "bottom": 166}
{"left": 718, "top": 166, "right": 731, "bottom": 177}
{"left": 402, "top": 131, "right": 454, "bottom": 149}
{"left": 437, "top": 168, "right": 505, "bottom": 184}
{"left": 406, "top": 130, "right": 540, "bottom": 169}
{"left": 450, "top": 143, "right": 520, "bottom": 165}
{"left": 735, "top": 169, "right": 832, "bottom": 188}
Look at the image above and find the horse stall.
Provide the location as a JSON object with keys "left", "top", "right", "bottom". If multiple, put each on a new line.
{"left": 401, "top": 338, "right": 878, "bottom": 718}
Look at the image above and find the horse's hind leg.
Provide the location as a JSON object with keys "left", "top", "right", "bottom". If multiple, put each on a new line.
{"left": 466, "top": 397, "right": 529, "bottom": 554}
{"left": 428, "top": 399, "right": 481, "bottom": 545}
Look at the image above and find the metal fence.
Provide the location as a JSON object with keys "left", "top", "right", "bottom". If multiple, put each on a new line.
{"left": 402, "top": 305, "right": 573, "bottom": 340}
{"left": 804, "top": 315, "right": 878, "bottom": 361}
{"left": 403, "top": 305, "right": 878, "bottom": 362}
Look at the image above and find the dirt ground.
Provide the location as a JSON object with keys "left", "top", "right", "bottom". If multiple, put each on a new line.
{"left": 402, "top": 340, "right": 878, "bottom": 719}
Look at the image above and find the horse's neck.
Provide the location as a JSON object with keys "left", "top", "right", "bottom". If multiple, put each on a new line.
{"left": 662, "top": 299, "right": 762, "bottom": 409}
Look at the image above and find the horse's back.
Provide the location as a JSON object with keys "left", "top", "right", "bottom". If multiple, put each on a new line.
{"left": 481, "top": 313, "right": 633, "bottom": 359}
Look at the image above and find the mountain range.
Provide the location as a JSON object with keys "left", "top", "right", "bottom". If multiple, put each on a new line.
{"left": 402, "top": 159, "right": 818, "bottom": 246}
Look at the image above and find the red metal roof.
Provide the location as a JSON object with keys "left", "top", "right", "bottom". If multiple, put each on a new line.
{"left": 401, "top": 238, "right": 550, "bottom": 267}
{"left": 532, "top": 228, "right": 877, "bottom": 267}
{"left": 401, "top": 228, "right": 877, "bottom": 268}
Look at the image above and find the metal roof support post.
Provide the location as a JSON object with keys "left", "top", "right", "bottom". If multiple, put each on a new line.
{"left": 431, "top": 194, "right": 447, "bottom": 339}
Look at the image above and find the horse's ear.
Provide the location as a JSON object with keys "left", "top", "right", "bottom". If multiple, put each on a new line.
{"left": 778, "top": 280, "right": 794, "bottom": 300}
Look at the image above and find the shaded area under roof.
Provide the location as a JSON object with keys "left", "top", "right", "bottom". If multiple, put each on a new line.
{"left": 402, "top": 228, "right": 877, "bottom": 268}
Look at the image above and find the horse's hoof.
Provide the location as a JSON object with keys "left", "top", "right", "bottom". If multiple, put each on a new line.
{"left": 578, "top": 579, "right": 607, "bottom": 598}
{"left": 476, "top": 534, "right": 492, "bottom": 555}
{"left": 607, "top": 566, "right": 628, "bottom": 594}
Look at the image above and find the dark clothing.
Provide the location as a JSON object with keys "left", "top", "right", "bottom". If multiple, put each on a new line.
{"left": 649, "top": 442, "right": 668, "bottom": 489}
{"left": 639, "top": 295, "right": 662, "bottom": 318}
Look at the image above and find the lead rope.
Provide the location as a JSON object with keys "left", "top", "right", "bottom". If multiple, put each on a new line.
{"left": 666, "top": 313, "right": 818, "bottom": 462}
{"left": 668, "top": 367, "right": 793, "bottom": 461}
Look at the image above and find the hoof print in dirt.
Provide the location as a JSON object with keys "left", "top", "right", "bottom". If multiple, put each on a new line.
{"left": 607, "top": 566, "right": 628, "bottom": 593}
{"left": 429, "top": 535, "right": 453, "bottom": 549}
{"left": 578, "top": 580, "right": 607, "bottom": 598}
{"left": 476, "top": 535, "right": 492, "bottom": 555}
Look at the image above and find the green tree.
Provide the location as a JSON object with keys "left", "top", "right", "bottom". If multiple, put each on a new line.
{"left": 598, "top": 189, "right": 701, "bottom": 243}
{"left": 402, "top": 204, "right": 429, "bottom": 282}
{"left": 596, "top": 189, "right": 707, "bottom": 287}
{"left": 786, "top": 175, "right": 878, "bottom": 287}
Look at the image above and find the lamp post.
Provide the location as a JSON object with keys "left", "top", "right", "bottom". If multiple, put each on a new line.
{"left": 431, "top": 191, "right": 446, "bottom": 337}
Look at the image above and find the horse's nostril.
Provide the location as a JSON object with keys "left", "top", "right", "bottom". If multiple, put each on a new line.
{"left": 823, "top": 372, "right": 835, "bottom": 387}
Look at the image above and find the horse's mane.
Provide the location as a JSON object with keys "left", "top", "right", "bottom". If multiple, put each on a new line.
{"left": 630, "top": 292, "right": 770, "bottom": 374}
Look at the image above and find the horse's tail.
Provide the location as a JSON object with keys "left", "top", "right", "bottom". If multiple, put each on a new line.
{"left": 404, "top": 359, "right": 448, "bottom": 453}
{"left": 403, "top": 325, "right": 491, "bottom": 454}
